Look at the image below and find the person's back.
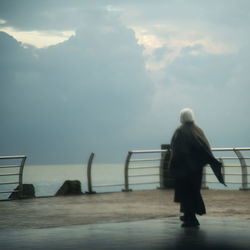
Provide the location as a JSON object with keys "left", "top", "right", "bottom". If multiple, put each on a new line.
{"left": 169, "top": 108, "right": 225, "bottom": 227}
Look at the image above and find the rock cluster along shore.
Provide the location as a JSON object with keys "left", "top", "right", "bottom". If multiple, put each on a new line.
{"left": 8, "top": 184, "right": 35, "bottom": 199}
{"left": 55, "top": 180, "right": 83, "bottom": 196}
{"left": 9, "top": 180, "right": 83, "bottom": 199}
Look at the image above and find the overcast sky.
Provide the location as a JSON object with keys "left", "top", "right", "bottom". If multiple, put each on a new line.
{"left": 0, "top": 0, "right": 249, "bottom": 164}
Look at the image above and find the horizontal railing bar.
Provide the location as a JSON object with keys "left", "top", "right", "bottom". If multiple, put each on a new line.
{"left": 224, "top": 173, "right": 244, "bottom": 176}
{"left": 204, "top": 173, "right": 242, "bottom": 176}
{"left": 0, "top": 155, "right": 26, "bottom": 160}
{"left": 130, "top": 148, "right": 250, "bottom": 154}
{"left": 0, "top": 190, "right": 19, "bottom": 193}
{"left": 216, "top": 157, "right": 240, "bottom": 160}
{"left": 129, "top": 174, "right": 159, "bottom": 177}
{"left": 219, "top": 166, "right": 250, "bottom": 168}
{"left": 130, "top": 158, "right": 161, "bottom": 162}
{"left": 216, "top": 157, "right": 250, "bottom": 160}
{"left": 0, "top": 173, "right": 20, "bottom": 176}
{"left": 212, "top": 147, "right": 250, "bottom": 151}
{"left": 205, "top": 181, "right": 242, "bottom": 184}
{"left": 129, "top": 181, "right": 160, "bottom": 186}
{"left": 0, "top": 181, "right": 19, "bottom": 185}
{"left": 129, "top": 174, "right": 159, "bottom": 178}
{"left": 129, "top": 150, "right": 166, "bottom": 154}
{"left": 204, "top": 165, "right": 245, "bottom": 167}
{"left": 129, "top": 166, "right": 160, "bottom": 170}
{"left": 92, "top": 183, "right": 124, "bottom": 188}
{"left": 0, "top": 165, "right": 20, "bottom": 168}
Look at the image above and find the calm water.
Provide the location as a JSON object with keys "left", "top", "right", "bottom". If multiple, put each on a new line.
{"left": 0, "top": 163, "right": 160, "bottom": 200}
{"left": 0, "top": 162, "right": 248, "bottom": 200}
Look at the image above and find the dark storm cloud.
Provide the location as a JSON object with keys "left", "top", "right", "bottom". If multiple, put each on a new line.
{"left": 0, "top": 7, "right": 153, "bottom": 164}
{"left": 1, "top": 0, "right": 250, "bottom": 164}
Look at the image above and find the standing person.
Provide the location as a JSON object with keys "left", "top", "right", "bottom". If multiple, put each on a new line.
{"left": 169, "top": 108, "right": 225, "bottom": 227}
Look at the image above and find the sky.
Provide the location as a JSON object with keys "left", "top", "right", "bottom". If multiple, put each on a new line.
{"left": 0, "top": 0, "right": 249, "bottom": 164}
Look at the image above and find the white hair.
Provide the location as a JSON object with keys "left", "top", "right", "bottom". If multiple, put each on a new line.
{"left": 180, "top": 108, "right": 195, "bottom": 124}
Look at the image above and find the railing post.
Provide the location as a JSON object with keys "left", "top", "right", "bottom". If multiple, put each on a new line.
{"left": 202, "top": 165, "right": 209, "bottom": 189}
{"left": 18, "top": 156, "right": 27, "bottom": 197}
{"left": 159, "top": 147, "right": 166, "bottom": 189}
{"left": 122, "top": 151, "right": 132, "bottom": 192}
{"left": 234, "top": 148, "right": 249, "bottom": 190}
{"left": 86, "top": 152, "right": 96, "bottom": 194}
{"left": 159, "top": 145, "right": 173, "bottom": 189}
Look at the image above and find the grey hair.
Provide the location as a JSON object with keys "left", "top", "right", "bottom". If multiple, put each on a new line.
{"left": 180, "top": 108, "right": 195, "bottom": 124}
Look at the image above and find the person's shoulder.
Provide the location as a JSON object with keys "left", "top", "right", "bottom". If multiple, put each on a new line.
{"left": 174, "top": 125, "right": 183, "bottom": 134}
{"left": 193, "top": 124, "right": 205, "bottom": 134}
{"left": 171, "top": 126, "right": 182, "bottom": 141}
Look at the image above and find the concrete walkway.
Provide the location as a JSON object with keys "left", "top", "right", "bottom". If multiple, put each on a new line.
{"left": 0, "top": 189, "right": 250, "bottom": 249}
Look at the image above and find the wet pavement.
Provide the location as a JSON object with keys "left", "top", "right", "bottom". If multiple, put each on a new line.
{"left": 0, "top": 190, "right": 250, "bottom": 249}
{"left": 1, "top": 216, "right": 250, "bottom": 250}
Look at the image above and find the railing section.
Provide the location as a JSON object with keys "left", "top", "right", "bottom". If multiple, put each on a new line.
{"left": 86, "top": 147, "right": 250, "bottom": 193}
{"left": 123, "top": 147, "right": 250, "bottom": 192}
{"left": 86, "top": 153, "right": 124, "bottom": 193}
{"left": 123, "top": 150, "right": 166, "bottom": 192}
{"left": 208, "top": 147, "right": 250, "bottom": 190}
{"left": 0, "top": 155, "right": 27, "bottom": 196}
{"left": 86, "top": 152, "right": 95, "bottom": 194}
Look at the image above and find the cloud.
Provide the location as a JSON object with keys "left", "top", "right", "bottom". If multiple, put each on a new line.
{"left": 0, "top": 26, "right": 76, "bottom": 48}
{"left": 130, "top": 24, "right": 238, "bottom": 72}
{"left": 0, "top": 19, "right": 6, "bottom": 24}
{"left": 116, "top": 1, "right": 250, "bottom": 149}
{"left": 1, "top": 0, "right": 250, "bottom": 165}
{"left": 106, "top": 5, "right": 124, "bottom": 12}
{"left": 0, "top": 9, "right": 153, "bottom": 164}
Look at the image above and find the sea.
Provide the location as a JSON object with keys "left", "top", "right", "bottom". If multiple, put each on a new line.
{"left": 0, "top": 160, "right": 248, "bottom": 201}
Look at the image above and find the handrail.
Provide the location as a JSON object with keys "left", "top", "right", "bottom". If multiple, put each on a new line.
{"left": 86, "top": 152, "right": 95, "bottom": 194}
{"left": 123, "top": 150, "right": 164, "bottom": 192}
{"left": 128, "top": 150, "right": 167, "bottom": 154}
{"left": 123, "top": 151, "right": 132, "bottom": 192}
{"left": 233, "top": 149, "right": 248, "bottom": 190}
{"left": 0, "top": 155, "right": 27, "bottom": 196}
{"left": 123, "top": 147, "right": 250, "bottom": 192}
{"left": 212, "top": 147, "right": 250, "bottom": 151}
{"left": 85, "top": 147, "right": 250, "bottom": 194}
{"left": 211, "top": 148, "right": 250, "bottom": 190}
{"left": 86, "top": 153, "right": 124, "bottom": 193}
{"left": 0, "top": 155, "right": 27, "bottom": 160}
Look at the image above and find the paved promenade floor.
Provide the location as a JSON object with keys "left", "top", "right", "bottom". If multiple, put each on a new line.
{"left": 0, "top": 189, "right": 250, "bottom": 249}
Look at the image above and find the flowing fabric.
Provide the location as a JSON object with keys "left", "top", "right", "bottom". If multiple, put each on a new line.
{"left": 169, "top": 122, "right": 223, "bottom": 215}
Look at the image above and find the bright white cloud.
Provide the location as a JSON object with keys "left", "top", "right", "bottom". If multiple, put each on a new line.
{"left": 132, "top": 26, "right": 164, "bottom": 55}
{"left": 0, "top": 27, "right": 75, "bottom": 48}
{"left": 130, "top": 24, "right": 238, "bottom": 72}
{"left": 0, "top": 19, "right": 6, "bottom": 24}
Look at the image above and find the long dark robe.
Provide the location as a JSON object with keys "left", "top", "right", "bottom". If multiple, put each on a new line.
{"left": 169, "top": 122, "right": 221, "bottom": 215}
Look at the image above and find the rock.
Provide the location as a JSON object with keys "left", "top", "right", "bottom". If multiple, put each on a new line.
{"left": 9, "top": 184, "right": 35, "bottom": 199}
{"left": 55, "top": 180, "right": 83, "bottom": 196}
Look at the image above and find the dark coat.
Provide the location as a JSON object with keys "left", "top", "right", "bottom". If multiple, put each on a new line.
{"left": 169, "top": 122, "right": 221, "bottom": 215}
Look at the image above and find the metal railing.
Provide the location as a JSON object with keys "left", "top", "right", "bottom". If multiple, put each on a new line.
{"left": 204, "top": 147, "right": 250, "bottom": 190}
{"left": 86, "top": 150, "right": 166, "bottom": 193}
{"left": 123, "top": 147, "right": 250, "bottom": 191}
{"left": 86, "top": 147, "right": 250, "bottom": 193}
{"left": 86, "top": 153, "right": 124, "bottom": 194}
{"left": 0, "top": 155, "right": 27, "bottom": 196}
{"left": 123, "top": 150, "right": 166, "bottom": 192}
